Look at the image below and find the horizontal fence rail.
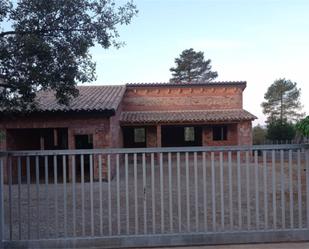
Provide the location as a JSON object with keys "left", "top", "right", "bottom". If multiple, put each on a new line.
{"left": 0, "top": 144, "right": 309, "bottom": 248}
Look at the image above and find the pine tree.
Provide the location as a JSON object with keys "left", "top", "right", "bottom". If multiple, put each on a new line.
{"left": 169, "top": 48, "right": 218, "bottom": 83}
{"left": 261, "top": 78, "right": 304, "bottom": 123}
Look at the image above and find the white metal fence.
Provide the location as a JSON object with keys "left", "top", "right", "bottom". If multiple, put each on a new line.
{"left": 0, "top": 144, "right": 309, "bottom": 248}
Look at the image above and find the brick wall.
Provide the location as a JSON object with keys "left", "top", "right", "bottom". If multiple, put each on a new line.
{"left": 202, "top": 123, "right": 238, "bottom": 146}
{"left": 1, "top": 114, "right": 112, "bottom": 180}
{"left": 238, "top": 121, "right": 252, "bottom": 146}
{"left": 0, "top": 128, "right": 6, "bottom": 150}
{"left": 146, "top": 126, "right": 157, "bottom": 147}
{"left": 123, "top": 85, "right": 243, "bottom": 111}
{"left": 110, "top": 105, "right": 123, "bottom": 148}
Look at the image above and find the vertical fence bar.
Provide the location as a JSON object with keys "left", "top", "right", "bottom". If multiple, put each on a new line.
{"left": 53, "top": 155, "right": 58, "bottom": 237}
{"left": 211, "top": 152, "right": 216, "bottom": 231}
{"left": 297, "top": 150, "right": 302, "bottom": 228}
{"left": 107, "top": 154, "right": 112, "bottom": 236}
{"left": 142, "top": 153, "right": 147, "bottom": 234}
{"left": 116, "top": 154, "right": 121, "bottom": 235}
{"left": 160, "top": 153, "right": 165, "bottom": 233}
{"left": 228, "top": 151, "right": 233, "bottom": 230}
{"left": 35, "top": 156, "right": 40, "bottom": 239}
{"left": 81, "top": 154, "right": 85, "bottom": 236}
{"left": 72, "top": 155, "right": 76, "bottom": 237}
{"left": 289, "top": 150, "right": 294, "bottom": 228}
{"left": 89, "top": 154, "right": 94, "bottom": 236}
{"left": 133, "top": 153, "right": 138, "bottom": 234}
{"left": 98, "top": 155, "right": 103, "bottom": 236}
{"left": 245, "top": 151, "right": 250, "bottom": 230}
{"left": 168, "top": 153, "right": 173, "bottom": 233}
{"left": 219, "top": 152, "right": 224, "bottom": 230}
{"left": 194, "top": 152, "right": 199, "bottom": 231}
{"left": 151, "top": 153, "right": 155, "bottom": 234}
{"left": 237, "top": 151, "right": 242, "bottom": 230}
{"left": 8, "top": 157, "right": 12, "bottom": 240}
{"left": 272, "top": 150, "right": 277, "bottom": 229}
{"left": 280, "top": 150, "right": 286, "bottom": 229}
{"left": 44, "top": 156, "right": 49, "bottom": 237}
{"left": 202, "top": 152, "right": 207, "bottom": 232}
{"left": 305, "top": 147, "right": 309, "bottom": 228}
{"left": 185, "top": 152, "right": 190, "bottom": 232}
{"left": 0, "top": 157, "right": 4, "bottom": 242}
{"left": 63, "top": 155, "right": 67, "bottom": 237}
{"left": 17, "top": 157, "right": 22, "bottom": 240}
{"left": 125, "top": 154, "right": 129, "bottom": 234}
{"left": 177, "top": 152, "right": 182, "bottom": 232}
{"left": 27, "top": 156, "right": 31, "bottom": 239}
{"left": 307, "top": 148, "right": 309, "bottom": 228}
{"left": 263, "top": 151, "right": 268, "bottom": 230}
{"left": 254, "top": 151, "right": 260, "bottom": 229}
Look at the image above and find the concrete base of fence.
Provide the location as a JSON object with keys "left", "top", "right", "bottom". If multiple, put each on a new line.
{"left": 3, "top": 229, "right": 309, "bottom": 249}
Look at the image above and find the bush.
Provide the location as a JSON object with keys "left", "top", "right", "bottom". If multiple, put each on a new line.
{"left": 253, "top": 125, "right": 267, "bottom": 145}
{"left": 266, "top": 120, "right": 296, "bottom": 141}
{"left": 296, "top": 116, "right": 309, "bottom": 137}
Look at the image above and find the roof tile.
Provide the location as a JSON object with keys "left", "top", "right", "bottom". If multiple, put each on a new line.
{"left": 120, "top": 109, "right": 257, "bottom": 123}
{"left": 35, "top": 85, "right": 125, "bottom": 113}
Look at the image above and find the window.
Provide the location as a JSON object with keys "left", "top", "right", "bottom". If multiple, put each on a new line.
{"left": 134, "top": 128, "right": 145, "bottom": 143}
{"left": 184, "top": 127, "right": 195, "bottom": 142}
{"left": 212, "top": 125, "right": 227, "bottom": 141}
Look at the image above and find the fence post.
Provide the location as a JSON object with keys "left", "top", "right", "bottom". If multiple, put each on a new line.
{"left": 306, "top": 145, "right": 309, "bottom": 228}
{"left": 0, "top": 153, "right": 5, "bottom": 244}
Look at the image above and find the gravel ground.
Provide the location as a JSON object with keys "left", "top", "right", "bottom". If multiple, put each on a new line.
{"left": 3, "top": 152, "right": 308, "bottom": 241}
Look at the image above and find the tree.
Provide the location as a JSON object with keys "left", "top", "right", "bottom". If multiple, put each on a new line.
{"left": 252, "top": 124, "right": 267, "bottom": 145}
{"left": 0, "top": 0, "right": 137, "bottom": 109}
{"left": 261, "top": 78, "right": 304, "bottom": 123}
{"left": 296, "top": 116, "right": 309, "bottom": 137}
{"left": 266, "top": 119, "right": 296, "bottom": 142}
{"left": 169, "top": 48, "right": 218, "bottom": 83}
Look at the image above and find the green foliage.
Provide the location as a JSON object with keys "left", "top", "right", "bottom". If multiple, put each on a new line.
{"left": 261, "top": 78, "right": 304, "bottom": 123}
{"left": 266, "top": 120, "right": 296, "bottom": 141}
{"left": 296, "top": 116, "right": 309, "bottom": 137}
{"left": 0, "top": 0, "right": 137, "bottom": 110}
{"left": 252, "top": 124, "right": 267, "bottom": 145}
{"left": 169, "top": 48, "right": 218, "bottom": 83}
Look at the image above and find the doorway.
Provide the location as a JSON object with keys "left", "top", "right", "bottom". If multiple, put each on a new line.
{"left": 75, "top": 134, "right": 93, "bottom": 181}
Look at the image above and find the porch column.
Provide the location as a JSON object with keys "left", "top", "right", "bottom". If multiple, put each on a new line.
{"left": 0, "top": 129, "right": 8, "bottom": 184}
{"left": 67, "top": 128, "right": 75, "bottom": 181}
{"left": 156, "top": 124, "right": 162, "bottom": 147}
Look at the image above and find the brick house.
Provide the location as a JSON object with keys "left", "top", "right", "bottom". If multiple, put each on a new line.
{"left": 0, "top": 81, "right": 256, "bottom": 179}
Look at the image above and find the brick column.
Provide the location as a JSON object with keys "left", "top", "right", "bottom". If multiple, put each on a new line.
{"left": 67, "top": 128, "right": 75, "bottom": 181}
{"left": 156, "top": 125, "right": 162, "bottom": 147}
{"left": 0, "top": 129, "right": 7, "bottom": 184}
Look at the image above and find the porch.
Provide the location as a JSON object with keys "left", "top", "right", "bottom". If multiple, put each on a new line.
{"left": 122, "top": 123, "right": 240, "bottom": 148}
{"left": 120, "top": 109, "right": 254, "bottom": 148}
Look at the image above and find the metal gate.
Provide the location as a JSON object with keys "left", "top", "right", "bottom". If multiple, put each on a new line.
{"left": 0, "top": 144, "right": 309, "bottom": 248}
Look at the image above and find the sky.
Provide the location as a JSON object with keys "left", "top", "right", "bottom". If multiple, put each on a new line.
{"left": 90, "top": 0, "right": 309, "bottom": 125}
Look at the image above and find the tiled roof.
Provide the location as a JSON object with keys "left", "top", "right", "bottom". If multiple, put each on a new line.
{"left": 127, "top": 81, "right": 246, "bottom": 88}
{"left": 34, "top": 85, "right": 125, "bottom": 113}
{"left": 120, "top": 109, "right": 257, "bottom": 124}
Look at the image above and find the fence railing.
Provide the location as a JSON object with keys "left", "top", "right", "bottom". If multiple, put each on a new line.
{"left": 0, "top": 144, "right": 309, "bottom": 248}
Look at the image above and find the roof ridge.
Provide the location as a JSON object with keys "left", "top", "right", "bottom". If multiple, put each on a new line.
{"left": 126, "top": 81, "right": 246, "bottom": 84}
{"left": 125, "top": 81, "right": 247, "bottom": 88}
{"left": 123, "top": 109, "right": 245, "bottom": 113}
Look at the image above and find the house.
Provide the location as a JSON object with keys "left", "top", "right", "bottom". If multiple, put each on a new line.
{"left": 0, "top": 81, "right": 256, "bottom": 180}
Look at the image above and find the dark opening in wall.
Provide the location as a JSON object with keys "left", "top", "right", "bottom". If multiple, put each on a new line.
{"left": 212, "top": 125, "right": 228, "bottom": 141}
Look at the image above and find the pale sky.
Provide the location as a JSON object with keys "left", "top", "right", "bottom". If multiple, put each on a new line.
{"left": 89, "top": 0, "right": 309, "bottom": 125}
